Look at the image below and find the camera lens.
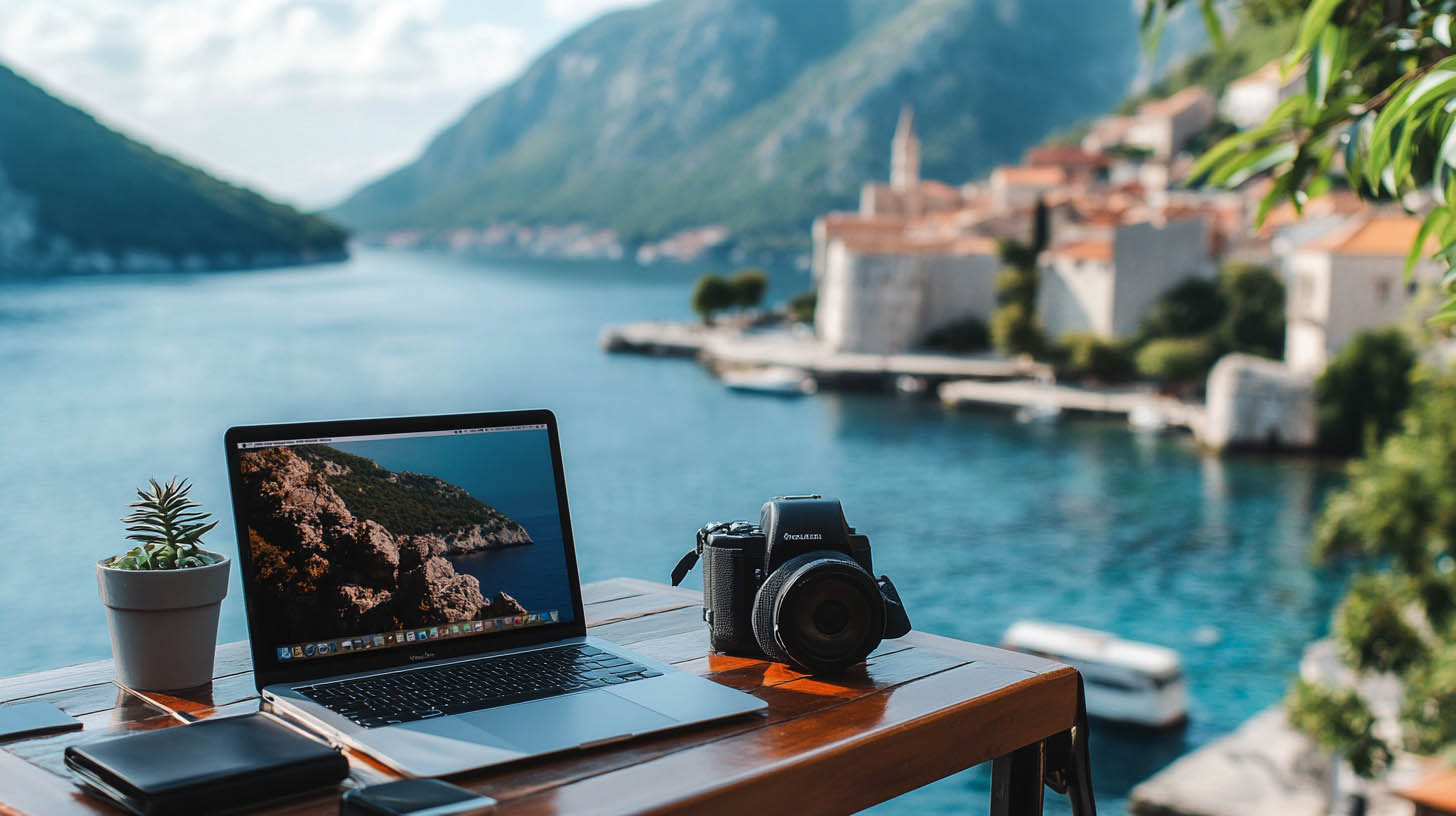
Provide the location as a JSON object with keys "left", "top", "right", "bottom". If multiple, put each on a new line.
{"left": 751, "top": 552, "right": 885, "bottom": 674}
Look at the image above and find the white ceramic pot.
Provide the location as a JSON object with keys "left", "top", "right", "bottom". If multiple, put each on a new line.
{"left": 96, "top": 552, "right": 230, "bottom": 691}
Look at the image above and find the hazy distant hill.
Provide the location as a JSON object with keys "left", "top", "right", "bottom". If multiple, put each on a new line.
{"left": 332, "top": 0, "right": 1147, "bottom": 253}
{"left": 0, "top": 63, "right": 347, "bottom": 273}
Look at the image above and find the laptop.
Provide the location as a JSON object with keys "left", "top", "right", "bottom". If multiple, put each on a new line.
{"left": 224, "top": 410, "right": 766, "bottom": 777}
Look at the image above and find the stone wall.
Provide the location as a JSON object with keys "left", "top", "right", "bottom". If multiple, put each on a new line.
{"left": 1199, "top": 354, "right": 1317, "bottom": 451}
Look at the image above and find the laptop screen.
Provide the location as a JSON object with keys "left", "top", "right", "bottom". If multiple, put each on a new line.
{"left": 231, "top": 420, "right": 577, "bottom": 669}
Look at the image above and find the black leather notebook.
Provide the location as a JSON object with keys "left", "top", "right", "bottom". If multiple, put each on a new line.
{"left": 63, "top": 712, "right": 350, "bottom": 816}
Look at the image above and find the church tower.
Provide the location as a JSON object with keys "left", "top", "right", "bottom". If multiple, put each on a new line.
{"left": 890, "top": 104, "right": 920, "bottom": 192}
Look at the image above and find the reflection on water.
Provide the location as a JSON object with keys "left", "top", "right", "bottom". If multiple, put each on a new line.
{"left": 0, "top": 250, "right": 1346, "bottom": 814}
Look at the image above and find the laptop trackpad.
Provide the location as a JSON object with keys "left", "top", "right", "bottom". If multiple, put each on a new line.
{"left": 460, "top": 691, "right": 675, "bottom": 753}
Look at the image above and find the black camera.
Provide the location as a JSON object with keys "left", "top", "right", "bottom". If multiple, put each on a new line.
{"left": 670, "top": 495, "right": 911, "bottom": 674}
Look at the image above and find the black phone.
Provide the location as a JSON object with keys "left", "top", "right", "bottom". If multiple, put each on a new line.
{"left": 340, "top": 779, "right": 496, "bottom": 815}
{"left": 0, "top": 701, "right": 82, "bottom": 741}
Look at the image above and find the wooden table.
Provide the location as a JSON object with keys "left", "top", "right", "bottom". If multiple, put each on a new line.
{"left": 0, "top": 578, "right": 1093, "bottom": 815}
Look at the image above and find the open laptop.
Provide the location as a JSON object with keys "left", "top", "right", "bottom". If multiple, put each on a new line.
{"left": 224, "top": 410, "right": 765, "bottom": 777}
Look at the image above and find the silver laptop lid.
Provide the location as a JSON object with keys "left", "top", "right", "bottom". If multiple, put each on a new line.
{"left": 225, "top": 410, "right": 588, "bottom": 691}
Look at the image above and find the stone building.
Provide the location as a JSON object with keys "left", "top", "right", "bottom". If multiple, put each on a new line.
{"left": 1284, "top": 214, "right": 1440, "bottom": 373}
{"left": 1123, "top": 87, "right": 1216, "bottom": 160}
{"left": 1038, "top": 215, "right": 1213, "bottom": 340}
{"left": 856, "top": 107, "right": 970, "bottom": 219}
{"left": 816, "top": 234, "right": 999, "bottom": 354}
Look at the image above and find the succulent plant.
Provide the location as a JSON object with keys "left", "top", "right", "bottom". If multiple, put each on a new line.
{"left": 108, "top": 477, "right": 221, "bottom": 570}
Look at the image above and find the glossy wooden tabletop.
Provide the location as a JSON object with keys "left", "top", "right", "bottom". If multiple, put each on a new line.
{"left": 0, "top": 578, "right": 1081, "bottom": 816}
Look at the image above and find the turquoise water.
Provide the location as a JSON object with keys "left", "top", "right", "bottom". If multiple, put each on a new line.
{"left": 0, "top": 250, "right": 1345, "bottom": 813}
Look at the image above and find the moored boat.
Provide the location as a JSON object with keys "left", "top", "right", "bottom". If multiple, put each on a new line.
{"left": 721, "top": 366, "right": 817, "bottom": 396}
{"left": 1002, "top": 620, "right": 1188, "bottom": 728}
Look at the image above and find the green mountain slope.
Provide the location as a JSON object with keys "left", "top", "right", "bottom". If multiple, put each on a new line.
{"left": 0, "top": 63, "right": 347, "bottom": 272}
{"left": 333, "top": 0, "right": 1145, "bottom": 252}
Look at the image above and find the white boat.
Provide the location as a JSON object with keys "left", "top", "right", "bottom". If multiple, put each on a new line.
{"left": 1002, "top": 620, "right": 1188, "bottom": 728}
{"left": 895, "top": 375, "right": 928, "bottom": 395}
{"left": 1014, "top": 400, "right": 1062, "bottom": 424}
{"left": 721, "top": 366, "right": 817, "bottom": 396}
{"left": 1128, "top": 404, "right": 1169, "bottom": 432}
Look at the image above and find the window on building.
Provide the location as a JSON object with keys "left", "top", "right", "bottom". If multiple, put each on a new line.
{"left": 1376, "top": 277, "right": 1391, "bottom": 304}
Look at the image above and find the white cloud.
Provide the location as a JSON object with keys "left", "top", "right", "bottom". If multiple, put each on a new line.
{"left": 0, "top": 0, "right": 651, "bottom": 206}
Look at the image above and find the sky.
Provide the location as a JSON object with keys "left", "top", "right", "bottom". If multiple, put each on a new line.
{"left": 0, "top": 0, "right": 652, "bottom": 209}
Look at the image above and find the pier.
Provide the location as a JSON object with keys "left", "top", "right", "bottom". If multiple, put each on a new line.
{"left": 600, "top": 321, "right": 1038, "bottom": 389}
{"left": 938, "top": 379, "right": 1205, "bottom": 430}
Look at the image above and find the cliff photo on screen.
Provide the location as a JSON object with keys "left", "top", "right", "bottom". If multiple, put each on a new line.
{"left": 239, "top": 445, "right": 530, "bottom": 642}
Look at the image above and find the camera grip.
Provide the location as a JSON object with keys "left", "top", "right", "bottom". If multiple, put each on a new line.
{"left": 702, "top": 544, "right": 759, "bottom": 654}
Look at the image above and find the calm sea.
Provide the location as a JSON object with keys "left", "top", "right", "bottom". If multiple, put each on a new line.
{"left": 0, "top": 249, "right": 1346, "bottom": 814}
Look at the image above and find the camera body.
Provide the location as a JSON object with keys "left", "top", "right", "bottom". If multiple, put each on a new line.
{"left": 673, "top": 495, "right": 911, "bottom": 674}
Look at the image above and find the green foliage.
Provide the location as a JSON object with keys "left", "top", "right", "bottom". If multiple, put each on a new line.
{"left": 1303, "top": 372, "right": 1456, "bottom": 776}
{"left": 0, "top": 65, "right": 346, "bottom": 264}
{"left": 1140, "top": 278, "right": 1226, "bottom": 340}
{"left": 923, "top": 316, "right": 991, "bottom": 353}
{"left": 691, "top": 274, "right": 736, "bottom": 324}
{"left": 294, "top": 446, "right": 515, "bottom": 537}
{"left": 728, "top": 268, "right": 768, "bottom": 309}
{"left": 108, "top": 477, "right": 220, "bottom": 571}
{"left": 991, "top": 301, "right": 1046, "bottom": 357}
{"left": 1314, "top": 329, "right": 1416, "bottom": 457}
{"left": 991, "top": 238, "right": 1045, "bottom": 355}
{"left": 1334, "top": 573, "right": 1427, "bottom": 675}
{"left": 1401, "top": 648, "right": 1456, "bottom": 756}
{"left": 1217, "top": 263, "right": 1285, "bottom": 359}
{"left": 1286, "top": 679, "right": 1393, "bottom": 779}
{"left": 1135, "top": 337, "right": 1215, "bottom": 384}
{"left": 1148, "top": 0, "right": 1456, "bottom": 324}
{"left": 995, "top": 264, "right": 1039, "bottom": 307}
{"left": 788, "top": 291, "right": 817, "bottom": 324}
{"left": 1057, "top": 332, "right": 1137, "bottom": 382}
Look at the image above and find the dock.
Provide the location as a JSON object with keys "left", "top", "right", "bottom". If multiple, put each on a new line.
{"left": 601, "top": 321, "right": 1038, "bottom": 389}
{"left": 938, "top": 379, "right": 1205, "bottom": 430}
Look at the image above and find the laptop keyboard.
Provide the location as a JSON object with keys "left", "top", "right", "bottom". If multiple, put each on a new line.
{"left": 294, "top": 644, "right": 662, "bottom": 729}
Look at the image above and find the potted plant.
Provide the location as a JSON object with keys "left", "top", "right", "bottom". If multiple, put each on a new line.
{"left": 97, "top": 477, "right": 230, "bottom": 691}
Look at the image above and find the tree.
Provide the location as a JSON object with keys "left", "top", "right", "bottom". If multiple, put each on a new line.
{"left": 1217, "top": 263, "right": 1285, "bottom": 359}
{"left": 1136, "top": 337, "right": 1215, "bottom": 385}
{"left": 1032, "top": 196, "right": 1051, "bottom": 253}
{"left": 1314, "top": 328, "right": 1416, "bottom": 456}
{"left": 690, "top": 274, "right": 735, "bottom": 324}
{"left": 788, "top": 291, "right": 816, "bottom": 324}
{"left": 991, "top": 239, "right": 1046, "bottom": 355}
{"left": 1292, "top": 371, "right": 1456, "bottom": 777}
{"left": 1056, "top": 332, "right": 1137, "bottom": 382}
{"left": 1146, "top": 0, "right": 1456, "bottom": 323}
{"left": 923, "top": 316, "right": 991, "bottom": 353}
{"left": 1139, "top": 278, "right": 1226, "bottom": 340}
{"left": 991, "top": 302, "right": 1046, "bottom": 357}
{"left": 728, "top": 268, "right": 768, "bottom": 309}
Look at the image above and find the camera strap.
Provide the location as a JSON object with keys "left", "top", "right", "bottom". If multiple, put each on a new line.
{"left": 669, "top": 549, "right": 699, "bottom": 587}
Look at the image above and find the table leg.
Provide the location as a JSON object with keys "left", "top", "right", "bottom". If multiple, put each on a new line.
{"left": 990, "top": 739, "right": 1045, "bottom": 815}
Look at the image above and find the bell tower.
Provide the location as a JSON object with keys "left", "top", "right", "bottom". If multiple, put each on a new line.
{"left": 890, "top": 104, "right": 920, "bottom": 192}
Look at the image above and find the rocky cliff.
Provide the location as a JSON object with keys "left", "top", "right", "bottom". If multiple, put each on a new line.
{"left": 239, "top": 445, "right": 529, "bottom": 641}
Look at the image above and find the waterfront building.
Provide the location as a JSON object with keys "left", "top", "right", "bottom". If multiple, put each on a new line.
{"left": 1039, "top": 215, "right": 1213, "bottom": 340}
{"left": 816, "top": 232, "right": 999, "bottom": 354}
{"left": 1220, "top": 60, "right": 1305, "bottom": 129}
{"left": 1284, "top": 213, "right": 1440, "bottom": 373}
{"left": 1083, "top": 87, "right": 1215, "bottom": 160}
{"left": 988, "top": 165, "right": 1067, "bottom": 211}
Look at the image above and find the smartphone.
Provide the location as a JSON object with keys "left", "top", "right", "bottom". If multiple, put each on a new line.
{"left": 339, "top": 779, "right": 497, "bottom": 815}
{"left": 0, "top": 701, "right": 82, "bottom": 741}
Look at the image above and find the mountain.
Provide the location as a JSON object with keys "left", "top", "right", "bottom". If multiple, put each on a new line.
{"left": 332, "top": 0, "right": 1146, "bottom": 253}
{"left": 0, "top": 63, "right": 347, "bottom": 273}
